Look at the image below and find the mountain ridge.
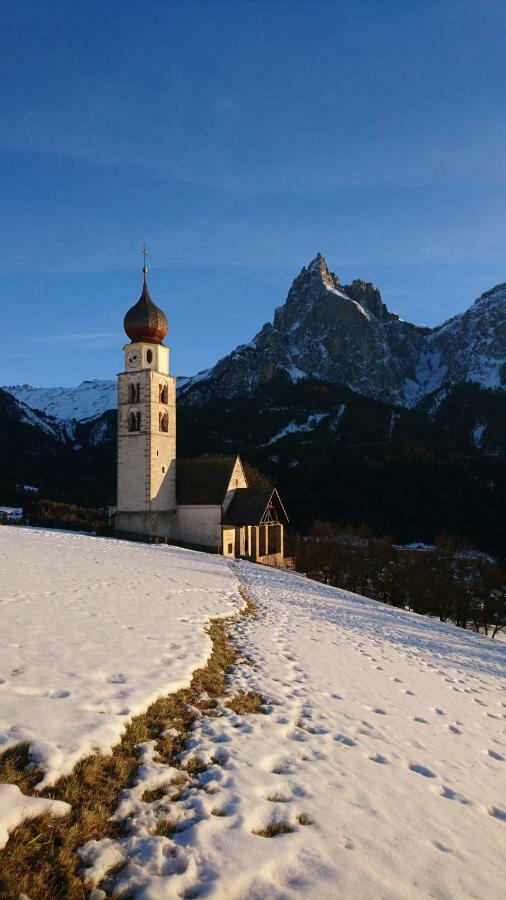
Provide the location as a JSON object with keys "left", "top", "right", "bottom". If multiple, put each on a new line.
{"left": 3, "top": 254, "right": 505, "bottom": 421}
{"left": 179, "top": 254, "right": 506, "bottom": 408}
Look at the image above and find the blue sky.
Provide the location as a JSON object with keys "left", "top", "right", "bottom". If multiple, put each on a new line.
{"left": 1, "top": 0, "right": 505, "bottom": 386}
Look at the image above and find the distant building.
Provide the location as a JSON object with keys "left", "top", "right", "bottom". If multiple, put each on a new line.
{"left": 114, "top": 259, "right": 288, "bottom": 566}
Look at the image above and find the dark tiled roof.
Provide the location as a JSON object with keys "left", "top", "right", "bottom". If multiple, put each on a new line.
{"left": 222, "top": 487, "right": 289, "bottom": 526}
{"left": 177, "top": 456, "right": 238, "bottom": 504}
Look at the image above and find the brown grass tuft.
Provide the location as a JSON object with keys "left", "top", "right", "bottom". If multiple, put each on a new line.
{"left": 141, "top": 786, "right": 169, "bottom": 803}
{"left": 252, "top": 822, "right": 295, "bottom": 837}
{"left": 297, "top": 813, "right": 313, "bottom": 826}
{"left": 227, "top": 690, "right": 265, "bottom": 715}
{"left": 153, "top": 818, "right": 179, "bottom": 837}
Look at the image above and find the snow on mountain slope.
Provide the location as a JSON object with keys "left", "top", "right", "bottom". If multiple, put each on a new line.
{"left": 76, "top": 554, "right": 506, "bottom": 897}
{"left": 4, "top": 380, "right": 116, "bottom": 423}
{"left": 0, "top": 528, "right": 240, "bottom": 803}
{"left": 431, "top": 282, "right": 506, "bottom": 391}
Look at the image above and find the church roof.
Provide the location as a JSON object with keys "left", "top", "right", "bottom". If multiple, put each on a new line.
{"left": 124, "top": 269, "right": 168, "bottom": 344}
{"left": 176, "top": 456, "right": 239, "bottom": 505}
{"left": 222, "top": 487, "right": 289, "bottom": 526}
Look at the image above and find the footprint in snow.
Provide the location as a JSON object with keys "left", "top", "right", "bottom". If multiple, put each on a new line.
{"left": 414, "top": 717, "right": 428, "bottom": 724}
{"left": 108, "top": 673, "right": 129, "bottom": 684}
{"left": 433, "top": 841, "right": 452, "bottom": 853}
{"left": 487, "top": 806, "right": 506, "bottom": 823}
{"left": 487, "top": 749, "right": 504, "bottom": 761}
{"left": 448, "top": 725, "right": 462, "bottom": 735}
{"left": 409, "top": 763, "right": 436, "bottom": 778}
{"left": 334, "top": 734, "right": 357, "bottom": 747}
{"left": 440, "top": 786, "right": 471, "bottom": 804}
{"left": 369, "top": 754, "right": 388, "bottom": 764}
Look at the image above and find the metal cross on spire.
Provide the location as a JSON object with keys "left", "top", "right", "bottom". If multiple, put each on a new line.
{"left": 142, "top": 242, "right": 148, "bottom": 276}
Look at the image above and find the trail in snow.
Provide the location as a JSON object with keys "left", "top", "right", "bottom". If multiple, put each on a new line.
{"left": 81, "top": 559, "right": 506, "bottom": 900}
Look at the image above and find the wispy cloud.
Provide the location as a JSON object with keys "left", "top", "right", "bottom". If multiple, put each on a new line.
{"left": 23, "top": 333, "right": 119, "bottom": 345}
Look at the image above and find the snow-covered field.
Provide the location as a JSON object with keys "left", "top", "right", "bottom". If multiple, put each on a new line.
{"left": 0, "top": 528, "right": 239, "bottom": 788}
{"left": 1, "top": 529, "right": 506, "bottom": 898}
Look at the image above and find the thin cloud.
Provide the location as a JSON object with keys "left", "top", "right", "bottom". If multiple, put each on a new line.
{"left": 23, "top": 333, "right": 119, "bottom": 345}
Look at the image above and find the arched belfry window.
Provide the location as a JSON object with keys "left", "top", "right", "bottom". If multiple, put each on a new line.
{"left": 146, "top": 349, "right": 153, "bottom": 364}
{"left": 159, "top": 383, "right": 168, "bottom": 404}
{"left": 159, "top": 411, "right": 169, "bottom": 433}
{"left": 128, "top": 411, "right": 141, "bottom": 433}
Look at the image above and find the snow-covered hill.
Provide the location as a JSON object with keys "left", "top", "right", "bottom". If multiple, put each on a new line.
{"left": 1, "top": 529, "right": 505, "bottom": 898}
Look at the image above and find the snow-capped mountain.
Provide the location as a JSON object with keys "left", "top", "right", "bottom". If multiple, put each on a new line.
{"left": 181, "top": 255, "right": 506, "bottom": 408}
{"left": 4, "top": 379, "right": 116, "bottom": 423}
{"left": 2, "top": 255, "right": 505, "bottom": 422}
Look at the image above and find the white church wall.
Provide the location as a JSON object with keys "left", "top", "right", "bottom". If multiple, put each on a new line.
{"left": 176, "top": 505, "right": 222, "bottom": 548}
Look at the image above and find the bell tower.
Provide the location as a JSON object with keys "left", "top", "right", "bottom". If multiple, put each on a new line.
{"left": 115, "top": 249, "right": 177, "bottom": 538}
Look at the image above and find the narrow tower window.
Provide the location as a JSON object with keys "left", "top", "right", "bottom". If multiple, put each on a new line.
{"left": 128, "top": 411, "right": 141, "bottom": 432}
{"left": 159, "top": 383, "right": 168, "bottom": 404}
{"left": 159, "top": 411, "right": 169, "bottom": 432}
{"left": 146, "top": 349, "right": 153, "bottom": 364}
{"left": 128, "top": 383, "right": 140, "bottom": 403}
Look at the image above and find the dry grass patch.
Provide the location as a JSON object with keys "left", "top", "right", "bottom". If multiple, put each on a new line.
{"left": 0, "top": 596, "right": 256, "bottom": 900}
{"left": 252, "top": 822, "right": 295, "bottom": 838}
{"left": 185, "top": 756, "right": 208, "bottom": 776}
{"left": 227, "top": 690, "right": 265, "bottom": 715}
{"left": 153, "top": 818, "right": 179, "bottom": 838}
{"left": 297, "top": 813, "right": 313, "bottom": 826}
{"left": 238, "top": 584, "right": 257, "bottom": 618}
{"left": 141, "top": 786, "right": 169, "bottom": 803}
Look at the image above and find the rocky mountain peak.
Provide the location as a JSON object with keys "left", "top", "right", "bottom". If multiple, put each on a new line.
{"left": 286, "top": 253, "right": 341, "bottom": 305}
{"left": 343, "top": 279, "right": 397, "bottom": 322}
{"left": 306, "top": 252, "right": 340, "bottom": 289}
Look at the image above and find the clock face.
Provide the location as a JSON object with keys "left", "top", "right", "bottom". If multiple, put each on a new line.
{"left": 127, "top": 349, "right": 141, "bottom": 368}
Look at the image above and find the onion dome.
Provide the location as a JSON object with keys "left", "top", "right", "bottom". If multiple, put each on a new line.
{"left": 124, "top": 264, "right": 168, "bottom": 344}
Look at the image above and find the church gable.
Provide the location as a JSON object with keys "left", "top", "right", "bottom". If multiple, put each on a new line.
{"left": 222, "top": 487, "right": 288, "bottom": 527}
{"left": 222, "top": 455, "right": 247, "bottom": 514}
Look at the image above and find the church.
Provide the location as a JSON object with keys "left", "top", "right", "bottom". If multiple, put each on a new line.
{"left": 114, "top": 260, "right": 288, "bottom": 567}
